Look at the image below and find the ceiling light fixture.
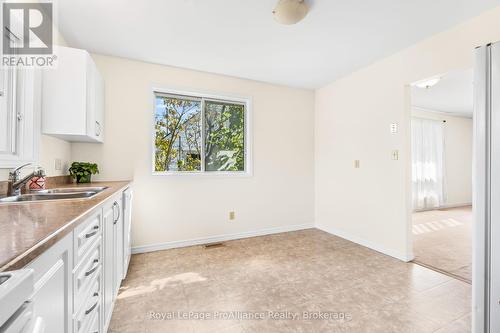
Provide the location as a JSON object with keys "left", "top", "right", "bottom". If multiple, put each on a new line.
{"left": 272, "top": 0, "right": 309, "bottom": 25}
{"left": 414, "top": 76, "right": 442, "bottom": 89}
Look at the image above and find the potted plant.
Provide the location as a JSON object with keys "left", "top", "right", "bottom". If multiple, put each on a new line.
{"left": 69, "top": 162, "right": 99, "bottom": 183}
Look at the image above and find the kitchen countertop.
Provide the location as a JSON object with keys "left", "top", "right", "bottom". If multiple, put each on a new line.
{"left": 0, "top": 181, "right": 131, "bottom": 272}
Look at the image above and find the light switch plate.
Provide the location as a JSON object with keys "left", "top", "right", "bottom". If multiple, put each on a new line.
{"left": 390, "top": 123, "right": 398, "bottom": 133}
{"left": 54, "top": 158, "right": 62, "bottom": 170}
{"left": 354, "top": 160, "right": 360, "bottom": 168}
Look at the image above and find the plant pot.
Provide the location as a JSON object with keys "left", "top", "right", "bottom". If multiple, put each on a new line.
{"left": 76, "top": 174, "right": 92, "bottom": 183}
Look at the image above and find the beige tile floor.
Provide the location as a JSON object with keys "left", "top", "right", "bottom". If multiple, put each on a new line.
{"left": 109, "top": 229, "right": 471, "bottom": 333}
{"left": 412, "top": 206, "right": 472, "bottom": 282}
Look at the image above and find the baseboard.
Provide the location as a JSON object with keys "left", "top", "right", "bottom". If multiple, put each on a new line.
{"left": 413, "top": 202, "right": 472, "bottom": 212}
{"left": 131, "top": 223, "right": 314, "bottom": 254}
{"left": 317, "top": 225, "right": 414, "bottom": 262}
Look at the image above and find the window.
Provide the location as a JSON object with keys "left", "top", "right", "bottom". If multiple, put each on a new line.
{"left": 411, "top": 117, "right": 445, "bottom": 210}
{"left": 153, "top": 90, "right": 250, "bottom": 174}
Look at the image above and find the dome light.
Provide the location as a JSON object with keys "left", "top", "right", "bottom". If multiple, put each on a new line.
{"left": 273, "top": 0, "right": 309, "bottom": 25}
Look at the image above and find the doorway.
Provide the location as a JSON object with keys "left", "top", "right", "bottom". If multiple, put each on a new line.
{"left": 409, "top": 69, "right": 473, "bottom": 283}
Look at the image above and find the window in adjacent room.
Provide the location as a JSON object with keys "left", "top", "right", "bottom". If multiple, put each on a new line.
{"left": 153, "top": 91, "right": 250, "bottom": 175}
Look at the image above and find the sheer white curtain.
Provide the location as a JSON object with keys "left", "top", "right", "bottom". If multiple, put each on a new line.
{"left": 411, "top": 117, "right": 445, "bottom": 210}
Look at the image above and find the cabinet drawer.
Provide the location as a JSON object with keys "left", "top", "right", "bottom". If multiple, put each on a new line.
{"left": 74, "top": 238, "right": 101, "bottom": 313}
{"left": 74, "top": 210, "right": 102, "bottom": 263}
{"left": 74, "top": 277, "right": 101, "bottom": 333}
{"left": 87, "top": 308, "right": 100, "bottom": 333}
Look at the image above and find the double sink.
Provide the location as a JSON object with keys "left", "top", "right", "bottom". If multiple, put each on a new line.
{"left": 0, "top": 186, "right": 108, "bottom": 203}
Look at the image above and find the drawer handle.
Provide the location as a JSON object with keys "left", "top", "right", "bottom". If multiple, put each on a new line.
{"left": 85, "top": 226, "right": 99, "bottom": 239}
{"left": 85, "top": 300, "right": 98, "bottom": 315}
{"left": 85, "top": 259, "right": 99, "bottom": 276}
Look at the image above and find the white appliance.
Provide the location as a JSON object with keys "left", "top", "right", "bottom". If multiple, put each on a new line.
{"left": 0, "top": 269, "right": 44, "bottom": 333}
{"left": 473, "top": 42, "right": 500, "bottom": 333}
{"left": 122, "top": 188, "right": 133, "bottom": 278}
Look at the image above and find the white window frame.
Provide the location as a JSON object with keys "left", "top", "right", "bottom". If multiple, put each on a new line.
{"left": 151, "top": 87, "right": 252, "bottom": 177}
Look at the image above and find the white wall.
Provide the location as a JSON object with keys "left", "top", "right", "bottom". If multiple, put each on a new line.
{"left": 315, "top": 6, "right": 500, "bottom": 261}
{"left": 39, "top": 135, "right": 72, "bottom": 176}
{"left": 71, "top": 54, "right": 315, "bottom": 248}
{"left": 412, "top": 109, "right": 472, "bottom": 207}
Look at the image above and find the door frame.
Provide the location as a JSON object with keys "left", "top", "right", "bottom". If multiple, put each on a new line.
{"left": 404, "top": 69, "right": 477, "bottom": 308}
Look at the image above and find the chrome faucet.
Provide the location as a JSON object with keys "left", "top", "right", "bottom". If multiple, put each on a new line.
{"left": 7, "top": 163, "right": 46, "bottom": 196}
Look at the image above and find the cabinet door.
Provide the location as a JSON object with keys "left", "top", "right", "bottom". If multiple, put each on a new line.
{"left": 102, "top": 199, "right": 115, "bottom": 328}
{"left": 122, "top": 189, "right": 133, "bottom": 277}
{"left": 0, "top": 67, "right": 17, "bottom": 157}
{"left": 85, "top": 54, "right": 104, "bottom": 143}
{"left": 27, "top": 232, "right": 73, "bottom": 333}
{"left": 0, "top": 66, "right": 40, "bottom": 167}
{"left": 114, "top": 199, "right": 123, "bottom": 287}
{"left": 42, "top": 46, "right": 87, "bottom": 137}
{"left": 93, "top": 66, "right": 104, "bottom": 142}
{"left": 42, "top": 46, "right": 104, "bottom": 143}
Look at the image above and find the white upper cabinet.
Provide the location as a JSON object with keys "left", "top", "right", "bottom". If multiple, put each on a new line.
{"left": 42, "top": 46, "right": 104, "bottom": 143}
{"left": 0, "top": 6, "right": 41, "bottom": 167}
{"left": 0, "top": 63, "right": 41, "bottom": 168}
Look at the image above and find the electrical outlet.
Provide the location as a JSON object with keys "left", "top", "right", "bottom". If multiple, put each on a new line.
{"left": 55, "top": 158, "right": 62, "bottom": 171}
{"left": 392, "top": 150, "right": 399, "bottom": 160}
{"left": 229, "top": 211, "right": 235, "bottom": 221}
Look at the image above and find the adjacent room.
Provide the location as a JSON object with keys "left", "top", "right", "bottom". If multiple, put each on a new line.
{"left": 2, "top": 1, "right": 500, "bottom": 332}
{"left": 410, "top": 70, "right": 474, "bottom": 283}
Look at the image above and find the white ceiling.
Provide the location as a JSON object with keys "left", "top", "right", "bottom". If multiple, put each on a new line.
{"left": 55, "top": 0, "right": 500, "bottom": 89}
{"left": 411, "top": 69, "right": 473, "bottom": 117}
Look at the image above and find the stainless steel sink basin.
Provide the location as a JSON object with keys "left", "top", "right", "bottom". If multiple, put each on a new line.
{"left": 0, "top": 186, "right": 108, "bottom": 203}
{"left": 0, "top": 274, "right": 10, "bottom": 285}
{"left": 37, "top": 186, "right": 108, "bottom": 194}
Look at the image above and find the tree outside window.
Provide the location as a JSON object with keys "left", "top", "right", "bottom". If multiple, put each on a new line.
{"left": 154, "top": 93, "right": 246, "bottom": 173}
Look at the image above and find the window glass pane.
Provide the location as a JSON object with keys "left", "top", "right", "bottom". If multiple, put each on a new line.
{"left": 155, "top": 95, "right": 202, "bottom": 172}
{"left": 204, "top": 101, "right": 245, "bottom": 171}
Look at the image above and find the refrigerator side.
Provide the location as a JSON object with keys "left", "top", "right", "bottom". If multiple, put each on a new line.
{"left": 473, "top": 44, "right": 490, "bottom": 333}
{"left": 489, "top": 42, "right": 500, "bottom": 332}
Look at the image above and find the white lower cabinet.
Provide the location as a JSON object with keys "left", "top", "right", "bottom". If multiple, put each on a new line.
{"left": 114, "top": 199, "right": 124, "bottom": 297}
{"left": 23, "top": 187, "right": 131, "bottom": 333}
{"left": 103, "top": 199, "right": 114, "bottom": 329}
{"left": 103, "top": 195, "right": 124, "bottom": 331}
{"left": 122, "top": 189, "right": 133, "bottom": 278}
{"left": 74, "top": 276, "right": 101, "bottom": 333}
{"left": 27, "top": 232, "right": 73, "bottom": 333}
